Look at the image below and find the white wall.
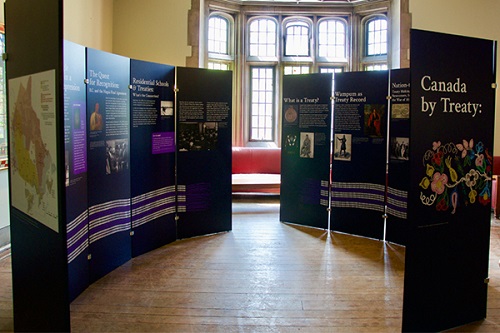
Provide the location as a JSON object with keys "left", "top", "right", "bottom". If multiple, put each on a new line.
{"left": 409, "top": 0, "right": 500, "bottom": 155}
{"left": 63, "top": 0, "right": 114, "bottom": 52}
{"left": 112, "top": 0, "right": 192, "bottom": 66}
{"left": 63, "top": 0, "right": 192, "bottom": 65}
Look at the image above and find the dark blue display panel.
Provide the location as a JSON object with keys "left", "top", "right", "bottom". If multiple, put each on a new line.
{"left": 176, "top": 67, "right": 232, "bottom": 238}
{"left": 331, "top": 71, "right": 388, "bottom": 240}
{"left": 280, "top": 74, "right": 331, "bottom": 229}
{"left": 64, "top": 40, "right": 89, "bottom": 301}
{"left": 6, "top": 0, "right": 71, "bottom": 331}
{"left": 86, "top": 48, "right": 131, "bottom": 282}
{"left": 402, "top": 30, "right": 496, "bottom": 332}
{"left": 386, "top": 68, "right": 410, "bottom": 246}
{"left": 130, "top": 60, "right": 176, "bottom": 257}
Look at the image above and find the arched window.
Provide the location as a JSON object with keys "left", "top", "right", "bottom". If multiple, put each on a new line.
{"left": 318, "top": 19, "right": 346, "bottom": 59}
{"left": 249, "top": 18, "right": 277, "bottom": 58}
{"left": 201, "top": 4, "right": 391, "bottom": 144}
{"left": 207, "top": 13, "right": 234, "bottom": 70}
{"left": 208, "top": 15, "right": 229, "bottom": 55}
{"left": 366, "top": 17, "right": 387, "bottom": 56}
{"left": 284, "top": 21, "right": 310, "bottom": 57}
{"left": 362, "top": 15, "right": 388, "bottom": 71}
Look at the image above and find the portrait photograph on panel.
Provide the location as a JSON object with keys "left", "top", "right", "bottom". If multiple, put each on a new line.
{"left": 364, "top": 104, "right": 385, "bottom": 137}
{"left": 300, "top": 132, "right": 314, "bottom": 158}
{"left": 333, "top": 133, "right": 351, "bottom": 161}
{"left": 390, "top": 136, "right": 409, "bottom": 160}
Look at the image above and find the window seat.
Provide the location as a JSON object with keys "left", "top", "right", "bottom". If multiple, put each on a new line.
{"left": 232, "top": 147, "right": 281, "bottom": 195}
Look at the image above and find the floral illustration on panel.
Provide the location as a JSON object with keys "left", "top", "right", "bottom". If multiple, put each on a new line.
{"left": 419, "top": 139, "right": 492, "bottom": 213}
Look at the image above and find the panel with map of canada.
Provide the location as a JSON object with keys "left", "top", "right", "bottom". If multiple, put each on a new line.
{"left": 9, "top": 70, "right": 59, "bottom": 232}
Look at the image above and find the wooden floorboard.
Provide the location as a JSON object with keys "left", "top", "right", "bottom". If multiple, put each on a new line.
{"left": 1, "top": 197, "right": 500, "bottom": 332}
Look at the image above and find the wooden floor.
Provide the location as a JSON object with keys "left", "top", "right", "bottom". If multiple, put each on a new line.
{"left": 2, "top": 197, "right": 500, "bottom": 332}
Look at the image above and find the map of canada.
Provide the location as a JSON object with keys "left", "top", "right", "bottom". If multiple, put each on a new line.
{"left": 9, "top": 71, "right": 59, "bottom": 232}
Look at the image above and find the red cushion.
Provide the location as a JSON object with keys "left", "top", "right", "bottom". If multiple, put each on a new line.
{"left": 494, "top": 156, "right": 500, "bottom": 175}
{"left": 232, "top": 147, "right": 281, "bottom": 174}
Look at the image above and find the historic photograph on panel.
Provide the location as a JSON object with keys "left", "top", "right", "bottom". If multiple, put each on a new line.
{"left": 178, "top": 122, "right": 218, "bottom": 151}
{"left": 333, "top": 133, "right": 351, "bottom": 161}
{"left": 390, "top": 136, "right": 409, "bottom": 160}
{"left": 161, "top": 100, "right": 174, "bottom": 116}
{"left": 300, "top": 132, "right": 314, "bottom": 158}
{"left": 391, "top": 103, "right": 410, "bottom": 119}
{"left": 106, "top": 139, "right": 129, "bottom": 174}
{"left": 364, "top": 104, "right": 385, "bottom": 137}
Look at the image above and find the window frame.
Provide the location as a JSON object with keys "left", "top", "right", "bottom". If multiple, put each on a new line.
{"left": 316, "top": 17, "right": 349, "bottom": 63}
{"left": 207, "top": 12, "right": 235, "bottom": 63}
{"left": 249, "top": 65, "right": 276, "bottom": 142}
{"left": 207, "top": 61, "right": 232, "bottom": 71}
{"left": 283, "top": 18, "right": 312, "bottom": 58}
{"left": 283, "top": 64, "right": 311, "bottom": 76}
{"left": 360, "top": 14, "right": 388, "bottom": 70}
{"left": 199, "top": 1, "right": 392, "bottom": 145}
{"left": 247, "top": 16, "right": 280, "bottom": 62}
{"left": 364, "top": 63, "right": 388, "bottom": 71}
{"left": 246, "top": 15, "right": 350, "bottom": 142}
{"left": 365, "top": 16, "right": 388, "bottom": 56}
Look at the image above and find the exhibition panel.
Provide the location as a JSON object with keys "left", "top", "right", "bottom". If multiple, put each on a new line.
{"left": 280, "top": 73, "right": 331, "bottom": 229}
{"left": 86, "top": 48, "right": 132, "bottom": 283}
{"left": 331, "top": 70, "right": 389, "bottom": 240}
{"left": 403, "top": 29, "right": 496, "bottom": 332}
{"left": 130, "top": 60, "right": 177, "bottom": 257}
{"left": 5, "top": 1, "right": 497, "bottom": 330}
{"left": 6, "top": 0, "right": 71, "bottom": 331}
{"left": 386, "top": 68, "right": 411, "bottom": 245}
{"left": 64, "top": 40, "right": 90, "bottom": 302}
{"left": 176, "top": 67, "right": 233, "bottom": 239}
